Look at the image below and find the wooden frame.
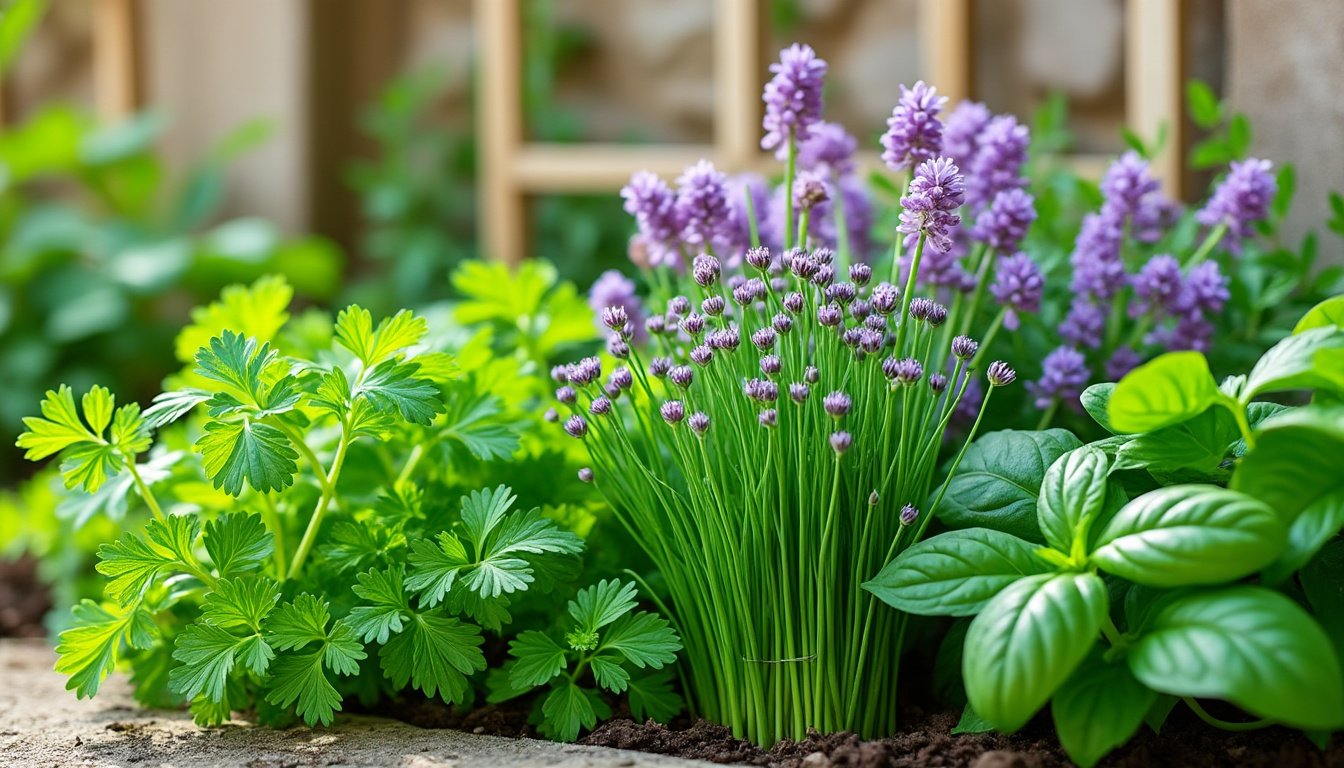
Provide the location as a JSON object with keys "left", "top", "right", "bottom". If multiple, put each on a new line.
{"left": 476, "top": 0, "right": 1186, "bottom": 265}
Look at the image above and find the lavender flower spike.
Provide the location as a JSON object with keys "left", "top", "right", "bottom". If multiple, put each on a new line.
{"left": 967, "top": 114, "right": 1029, "bottom": 209}
{"left": 1197, "top": 158, "right": 1276, "bottom": 249}
{"left": 989, "top": 252, "right": 1044, "bottom": 330}
{"left": 621, "top": 172, "right": 684, "bottom": 270}
{"left": 941, "top": 101, "right": 991, "bottom": 169}
{"left": 973, "top": 188, "right": 1036, "bottom": 253}
{"left": 799, "top": 121, "right": 857, "bottom": 177}
{"left": 589, "top": 270, "right": 646, "bottom": 343}
{"left": 881, "top": 81, "right": 946, "bottom": 172}
{"left": 676, "top": 160, "right": 732, "bottom": 251}
{"left": 761, "top": 43, "right": 828, "bottom": 157}
{"left": 1027, "top": 346, "right": 1089, "bottom": 409}
{"left": 898, "top": 157, "right": 965, "bottom": 253}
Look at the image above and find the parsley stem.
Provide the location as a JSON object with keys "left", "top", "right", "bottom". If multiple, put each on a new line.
{"left": 1183, "top": 697, "right": 1272, "bottom": 731}
{"left": 125, "top": 459, "right": 164, "bottom": 521}
{"left": 274, "top": 421, "right": 336, "bottom": 497}
{"left": 259, "top": 493, "right": 287, "bottom": 581}
{"left": 288, "top": 429, "right": 351, "bottom": 579}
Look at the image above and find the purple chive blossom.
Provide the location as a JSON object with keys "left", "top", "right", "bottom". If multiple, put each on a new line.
{"left": 951, "top": 335, "right": 979, "bottom": 361}
{"left": 668, "top": 295, "right": 690, "bottom": 316}
{"left": 556, "top": 386, "right": 577, "bottom": 405}
{"left": 681, "top": 313, "right": 706, "bottom": 337}
{"left": 648, "top": 357, "right": 672, "bottom": 377}
{"left": 805, "top": 365, "right": 820, "bottom": 383}
{"left": 578, "top": 467, "right": 594, "bottom": 483}
{"left": 898, "top": 157, "right": 965, "bottom": 253}
{"left": 752, "top": 327, "right": 777, "bottom": 350}
{"left": 744, "top": 378, "right": 779, "bottom": 403}
{"left": 688, "top": 411, "right": 711, "bottom": 435}
{"left": 660, "top": 400, "right": 686, "bottom": 425}
{"left": 849, "top": 263, "right": 872, "bottom": 285}
{"left": 758, "top": 409, "right": 778, "bottom": 428}
{"left": 871, "top": 283, "right": 900, "bottom": 315}
{"left": 645, "top": 315, "right": 667, "bottom": 336}
{"left": 1059, "top": 298, "right": 1107, "bottom": 349}
{"left": 864, "top": 314, "right": 887, "bottom": 332}
{"left": 909, "top": 297, "right": 935, "bottom": 322}
{"left": 702, "top": 295, "right": 726, "bottom": 316}
{"left": 676, "top": 160, "right": 732, "bottom": 251}
{"left": 551, "top": 365, "right": 569, "bottom": 383}
{"left": 789, "top": 250, "right": 818, "bottom": 280}
{"left": 589, "top": 271, "right": 646, "bottom": 343}
{"left": 693, "top": 255, "right": 722, "bottom": 287}
{"left": 761, "top": 44, "right": 828, "bottom": 157}
{"left": 773, "top": 313, "right": 794, "bottom": 334}
{"left": 590, "top": 396, "right": 613, "bottom": 416}
{"left": 568, "top": 356, "right": 601, "bottom": 385}
{"left": 543, "top": 407, "right": 559, "bottom": 423}
{"left": 604, "top": 383, "right": 622, "bottom": 399}
{"left": 813, "top": 264, "right": 836, "bottom": 288}
{"left": 826, "top": 282, "right": 857, "bottom": 305}
{"left": 1069, "top": 212, "right": 1126, "bottom": 301}
{"left": 789, "top": 383, "right": 810, "bottom": 403}
{"left": 621, "top": 172, "right": 684, "bottom": 269}
{"left": 941, "top": 101, "right": 992, "bottom": 168}
{"left": 986, "top": 361, "right": 1017, "bottom": 387}
{"left": 1177, "top": 261, "right": 1230, "bottom": 314}
{"left": 881, "top": 81, "right": 946, "bottom": 172}
{"left": 1106, "top": 346, "right": 1143, "bottom": 381}
{"left": 607, "top": 335, "right": 630, "bottom": 359}
{"left": 799, "top": 121, "right": 857, "bottom": 177}
{"left": 690, "top": 344, "right": 713, "bottom": 366}
{"left": 899, "top": 504, "right": 920, "bottom": 526}
{"left": 670, "top": 365, "right": 694, "bottom": 389}
{"left": 888, "top": 358, "right": 924, "bottom": 384}
{"left": 563, "top": 415, "right": 588, "bottom": 439}
{"left": 818, "top": 304, "right": 843, "bottom": 327}
{"left": 850, "top": 299, "right": 872, "bottom": 321}
{"left": 990, "top": 252, "right": 1044, "bottom": 329}
{"left": 927, "top": 303, "right": 948, "bottom": 328}
{"left": 1027, "top": 346, "right": 1089, "bottom": 408}
{"left": 1197, "top": 158, "right": 1276, "bottom": 249}
{"left": 928, "top": 373, "right": 949, "bottom": 394}
{"left": 823, "top": 391, "right": 852, "bottom": 418}
{"left": 760, "top": 355, "right": 782, "bottom": 376}
{"left": 967, "top": 114, "right": 1029, "bottom": 210}
{"left": 783, "top": 291, "right": 805, "bottom": 314}
{"left": 1130, "top": 255, "right": 1184, "bottom": 317}
{"left": 792, "top": 170, "right": 829, "bottom": 211}
{"left": 973, "top": 188, "right": 1037, "bottom": 253}
{"left": 708, "top": 326, "right": 741, "bottom": 351}
{"left": 830, "top": 431, "right": 853, "bottom": 454}
{"left": 745, "top": 246, "right": 773, "bottom": 271}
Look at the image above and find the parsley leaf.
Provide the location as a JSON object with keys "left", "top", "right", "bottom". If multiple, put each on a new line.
{"left": 539, "top": 682, "right": 609, "bottom": 742}
{"left": 54, "top": 600, "right": 158, "bottom": 699}
{"left": 169, "top": 622, "right": 275, "bottom": 703}
{"left": 627, "top": 668, "right": 683, "bottom": 723}
{"left": 439, "top": 388, "right": 521, "bottom": 461}
{"left": 506, "top": 630, "right": 568, "bottom": 688}
{"left": 262, "top": 594, "right": 367, "bottom": 726}
{"left": 196, "top": 419, "right": 299, "bottom": 496}
{"left": 96, "top": 516, "right": 204, "bottom": 605}
{"left": 203, "top": 513, "right": 273, "bottom": 577}
{"left": 202, "top": 576, "right": 281, "bottom": 630}
{"left": 174, "top": 275, "right": 292, "bottom": 365}
{"left": 379, "top": 612, "right": 485, "bottom": 703}
{"left": 568, "top": 579, "right": 639, "bottom": 636}
{"left": 600, "top": 611, "right": 681, "bottom": 669}
{"left": 356, "top": 359, "right": 444, "bottom": 425}
{"left": 348, "top": 567, "right": 410, "bottom": 644}
{"left": 16, "top": 385, "right": 149, "bottom": 493}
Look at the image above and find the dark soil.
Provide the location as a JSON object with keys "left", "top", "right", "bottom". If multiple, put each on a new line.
{"left": 0, "top": 556, "right": 50, "bottom": 637}
{"left": 580, "top": 707, "right": 1343, "bottom": 768}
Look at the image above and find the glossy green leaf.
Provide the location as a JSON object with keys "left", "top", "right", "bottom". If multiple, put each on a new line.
{"left": 863, "top": 528, "right": 1049, "bottom": 616}
{"left": 1242, "top": 327, "right": 1344, "bottom": 400}
{"left": 1112, "top": 406, "right": 1239, "bottom": 478}
{"left": 1108, "top": 352, "right": 1220, "bottom": 434}
{"left": 1052, "top": 655, "right": 1157, "bottom": 768}
{"left": 937, "top": 429, "right": 1082, "bottom": 542}
{"left": 963, "top": 572, "right": 1108, "bottom": 732}
{"left": 1091, "top": 485, "right": 1284, "bottom": 586}
{"left": 1128, "top": 586, "right": 1344, "bottom": 730}
{"left": 1037, "top": 446, "right": 1110, "bottom": 556}
{"left": 1294, "top": 295, "right": 1344, "bottom": 333}
{"left": 1080, "top": 383, "right": 1121, "bottom": 434}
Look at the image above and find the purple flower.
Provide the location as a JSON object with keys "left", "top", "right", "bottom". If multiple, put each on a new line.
{"left": 1099, "top": 152, "right": 1177, "bottom": 244}
{"left": 610, "top": 367, "right": 633, "bottom": 391}
{"left": 660, "top": 400, "right": 686, "bottom": 425}
{"left": 927, "top": 303, "right": 948, "bottom": 328}
{"left": 648, "top": 356, "right": 672, "bottom": 377}
{"left": 1106, "top": 346, "right": 1142, "bottom": 381}
{"left": 724, "top": 173, "right": 771, "bottom": 261}
{"left": 690, "top": 344, "right": 713, "bottom": 366}
{"left": 758, "top": 409, "right": 778, "bottom": 428}
{"left": 990, "top": 252, "right": 1044, "bottom": 329}
{"left": 899, "top": 504, "right": 920, "bottom": 526}
{"left": 689, "top": 411, "right": 711, "bottom": 435}
{"left": 898, "top": 157, "right": 965, "bottom": 253}
{"left": 884, "top": 357, "right": 923, "bottom": 384}
{"left": 578, "top": 467, "right": 594, "bottom": 483}
{"left": 909, "top": 297, "right": 936, "bottom": 322}
{"left": 707, "top": 326, "right": 740, "bottom": 351}
{"left": 826, "top": 282, "right": 857, "bottom": 305}
{"left": 752, "top": 327, "right": 777, "bottom": 350}
{"left": 1131, "top": 254, "right": 1184, "bottom": 317}
{"left": 543, "top": 407, "right": 559, "bottom": 423}
{"left": 1177, "top": 261, "right": 1229, "bottom": 314}
{"left": 783, "top": 291, "right": 805, "bottom": 314}
{"left": 805, "top": 365, "right": 820, "bottom": 383}
{"left": 1027, "top": 346, "right": 1089, "bottom": 408}
{"left": 789, "top": 382, "right": 810, "bottom": 403}
{"left": 681, "top": 313, "right": 705, "bottom": 337}
{"left": 761, "top": 44, "right": 828, "bottom": 157}
{"left": 590, "top": 396, "right": 613, "bottom": 416}
{"left": 864, "top": 314, "right": 886, "bottom": 332}
{"left": 928, "top": 373, "right": 948, "bottom": 394}
{"left": 881, "top": 81, "right": 946, "bottom": 172}
{"left": 563, "top": 415, "right": 588, "bottom": 439}
{"left": 601, "top": 305, "right": 629, "bottom": 334}
{"left": 871, "top": 283, "right": 900, "bottom": 315}
{"left": 670, "top": 365, "right": 694, "bottom": 389}
{"left": 1059, "top": 299, "right": 1107, "bottom": 349}
{"left": 772, "top": 313, "right": 794, "bottom": 335}
{"left": 830, "top": 431, "right": 853, "bottom": 454}
{"left": 607, "top": 335, "right": 630, "bottom": 360}
{"left": 693, "top": 255, "right": 721, "bottom": 287}
{"left": 589, "top": 270, "right": 646, "bottom": 344}
{"left": 744, "top": 378, "right": 779, "bottom": 403}
{"left": 823, "top": 391, "right": 852, "bottom": 418}
{"left": 973, "top": 189, "right": 1036, "bottom": 253}
{"left": 621, "top": 172, "right": 684, "bottom": 269}
{"left": 817, "top": 303, "right": 843, "bottom": 327}
{"left": 986, "top": 361, "right": 1017, "bottom": 387}
{"left": 793, "top": 171, "right": 829, "bottom": 212}
{"left": 702, "top": 295, "right": 726, "bottom": 316}
{"left": 849, "top": 263, "right": 872, "bottom": 285}
{"left": 951, "top": 335, "right": 979, "bottom": 361}
{"left": 1197, "top": 158, "right": 1276, "bottom": 249}
{"left": 941, "top": 101, "right": 991, "bottom": 168}
{"left": 760, "top": 354, "right": 782, "bottom": 376}
{"left": 676, "top": 160, "right": 732, "bottom": 251}
{"left": 556, "top": 386, "right": 577, "bottom": 405}
{"left": 967, "top": 114, "right": 1028, "bottom": 210}
{"left": 1069, "top": 212, "right": 1126, "bottom": 300}
{"left": 1158, "top": 313, "right": 1215, "bottom": 353}
{"left": 799, "top": 121, "right": 857, "bottom": 177}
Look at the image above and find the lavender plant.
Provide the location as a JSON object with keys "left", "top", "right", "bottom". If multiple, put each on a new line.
{"left": 553, "top": 45, "right": 1029, "bottom": 744}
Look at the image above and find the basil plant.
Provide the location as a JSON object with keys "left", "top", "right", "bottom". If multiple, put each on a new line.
{"left": 866, "top": 294, "right": 1344, "bottom": 768}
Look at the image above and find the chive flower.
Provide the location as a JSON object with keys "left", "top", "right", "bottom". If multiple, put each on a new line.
{"left": 578, "top": 467, "right": 594, "bottom": 483}
{"left": 951, "top": 335, "right": 979, "bottom": 360}
{"left": 661, "top": 400, "right": 686, "bottom": 425}
{"left": 986, "top": 361, "right": 1017, "bottom": 387}
{"left": 823, "top": 391, "right": 852, "bottom": 418}
{"left": 898, "top": 157, "right": 965, "bottom": 253}
{"left": 829, "top": 431, "right": 852, "bottom": 454}
{"left": 563, "top": 415, "right": 588, "bottom": 439}
{"left": 899, "top": 504, "right": 920, "bottom": 526}
{"left": 689, "top": 411, "right": 711, "bottom": 435}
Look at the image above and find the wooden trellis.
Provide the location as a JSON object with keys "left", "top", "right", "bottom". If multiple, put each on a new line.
{"left": 475, "top": 0, "right": 1187, "bottom": 265}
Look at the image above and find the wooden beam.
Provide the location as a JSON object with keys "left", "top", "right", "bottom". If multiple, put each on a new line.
{"left": 919, "top": 0, "right": 972, "bottom": 102}
{"left": 476, "top": 0, "right": 526, "bottom": 264}
{"left": 714, "top": 0, "right": 760, "bottom": 170}
{"left": 1126, "top": 0, "right": 1184, "bottom": 197}
{"left": 93, "top": 0, "right": 140, "bottom": 120}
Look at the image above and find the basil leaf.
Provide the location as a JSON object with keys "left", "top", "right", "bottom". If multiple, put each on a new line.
{"left": 937, "top": 429, "right": 1082, "bottom": 542}
{"left": 863, "top": 529, "right": 1049, "bottom": 617}
{"left": 1108, "top": 351, "right": 1221, "bottom": 434}
{"left": 1242, "top": 326, "right": 1344, "bottom": 401}
{"left": 1091, "top": 485, "right": 1285, "bottom": 586}
{"left": 1128, "top": 586, "right": 1344, "bottom": 730}
{"left": 963, "top": 572, "right": 1107, "bottom": 732}
{"left": 1037, "top": 446, "right": 1110, "bottom": 556}
{"left": 1052, "top": 654, "right": 1157, "bottom": 768}
{"left": 1080, "top": 383, "right": 1121, "bottom": 434}
{"left": 1294, "top": 295, "right": 1344, "bottom": 333}
{"left": 1111, "top": 406, "right": 1238, "bottom": 478}
{"left": 951, "top": 701, "right": 994, "bottom": 734}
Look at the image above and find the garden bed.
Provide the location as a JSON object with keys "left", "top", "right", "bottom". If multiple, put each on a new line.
{"left": 7, "top": 634, "right": 1337, "bottom": 768}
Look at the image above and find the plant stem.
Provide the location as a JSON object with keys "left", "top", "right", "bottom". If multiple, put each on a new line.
{"left": 892, "top": 234, "right": 928, "bottom": 356}
{"left": 259, "top": 492, "right": 287, "bottom": 580}
{"left": 288, "top": 427, "right": 351, "bottom": 578}
{"left": 1035, "top": 399, "right": 1059, "bottom": 431}
{"left": 1183, "top": 698, "right": 1272, "bottom": 731}
{"left": 125, "top": 459, "right": 165, "bottom": 521}
{"left": 275, "top": 420, "right": 336, "bottom": 496}
{"left": 784, "top": 131, "right": 796, "bottom": 252}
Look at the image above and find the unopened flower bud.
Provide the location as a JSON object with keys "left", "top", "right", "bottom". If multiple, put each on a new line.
{"left": 987, "top": 361, "right": 1017, "bottom": 387}
{"left": 578, "top": 467, "right": 594, "bottom": 483}
{"left": 899, "top": 504, "right": 919, "bottom": 526}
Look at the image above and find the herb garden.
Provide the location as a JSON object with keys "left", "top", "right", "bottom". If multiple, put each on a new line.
{"left": 4, "top": 34, "right": 1344, "bottom": 768}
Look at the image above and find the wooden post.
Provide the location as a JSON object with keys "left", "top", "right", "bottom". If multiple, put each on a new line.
{"left": 476, "top": 0, "right": 526, "bottom": 265}
{"left": 714, "top": 0, "right": 759, "bottom": 170}
{"left": 920, "top": 0, "right": 972, "bottom": 103}
{"left": 94, "top": 0, "right": 139, "bottom": 120}
{"left": 1127, "top": 0, "right": 1185, "bottom": 197}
